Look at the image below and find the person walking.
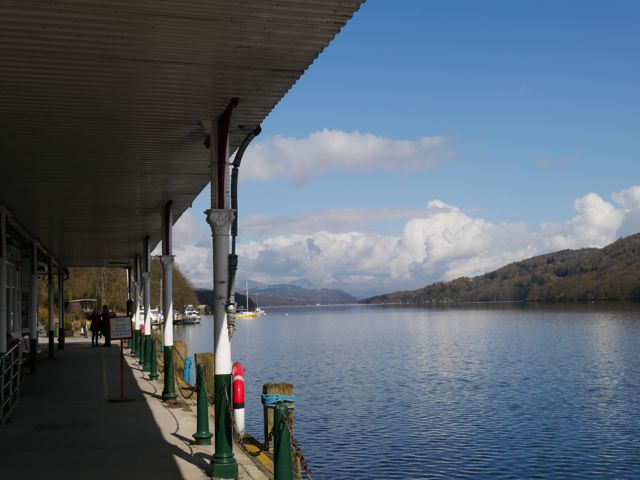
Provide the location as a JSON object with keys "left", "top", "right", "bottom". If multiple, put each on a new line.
{"left": 101, "top": 305, "right": 111, "bottom": 347}
{"left": 89, "top": 308, "right": 100, "bottom": 347}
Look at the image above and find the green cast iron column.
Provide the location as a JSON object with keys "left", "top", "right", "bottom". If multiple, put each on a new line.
{"left": 193, "top": 363, "right": 213, "bottom": 445}
{"left": 210, "top": 373, "right": 237, "bottom": 479}
{"left": 149, "top": 337, "right": 159, "bottom": 380}
{"left": 162, "top": 345, "right": 177, "bottom": 400}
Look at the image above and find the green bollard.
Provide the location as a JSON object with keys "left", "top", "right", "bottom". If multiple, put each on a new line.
{"left": 138, "top": 332, "right": 145, "bottom": 364}
{"left": 162, "top": 345, "right": 177, "bottom": 400}
{"left": 193, "top": 363, "right": 213, "bottom": 445}
{"left": 131, "top": 330, "right": 137, "bottom": 355}
{"left": 210, "top": 373, "right": 238, "bottom": 479}
{"left": 143, "top": 335, "right": 151, "bottom": 372}
{"left": 274, "top": 403, "right": 293, "bottom": 480}
{"left": 149, "top": 337, "right": 159, "bottom": 380}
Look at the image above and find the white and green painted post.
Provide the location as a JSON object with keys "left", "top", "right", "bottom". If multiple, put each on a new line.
{"left": 161, "top": 201, "right": 177, "bottom": 400}
{"left": 206, "top": 99, "right": 239, "bottom": 479}
{"left": 133, "top": 255, "right": 142, "bottom": 358}
{"left": 142, "top": 237, "right": 152, "bottom": 371}
{"left": 29, "top": 242, "right": 38, "bottom": 373}
{"left": 0, "top": 207, "right": 7, "bottom": 356}
{"left": 47, "top": 257, "right": 55, "bottom": 359}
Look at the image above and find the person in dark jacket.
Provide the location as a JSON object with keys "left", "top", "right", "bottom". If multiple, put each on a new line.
{"left": 89, "top": 308, "right": 100, "bottom": 347}
{"left": 101, "top": 305, "right": 111, "bottom": 347}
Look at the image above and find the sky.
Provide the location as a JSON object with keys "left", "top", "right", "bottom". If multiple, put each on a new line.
{"left": 169, "top": 0, "right": 640, "bottom": 298}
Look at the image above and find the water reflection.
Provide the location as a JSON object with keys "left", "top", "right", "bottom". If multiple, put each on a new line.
{"left": 176, "top": 304, "right": 640, "bottom": 479}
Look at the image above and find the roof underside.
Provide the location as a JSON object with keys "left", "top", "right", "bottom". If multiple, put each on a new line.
{"left": 0, "top": 0, "right": 363, "bottom": 266}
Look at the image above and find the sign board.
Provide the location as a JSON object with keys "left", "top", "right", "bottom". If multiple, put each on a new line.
{"left": 110, "top": 316, "right": 133, "bottom": 340}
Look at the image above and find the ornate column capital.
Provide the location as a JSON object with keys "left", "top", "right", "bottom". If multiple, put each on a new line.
{"left": 142, "top": 271, "right": 151, "bottom": 281}
{"left": 205, "top": 208, "right": 235, "bottom": 235}
{"left": 160, "top": 254, "right": 175, "bottom": 269}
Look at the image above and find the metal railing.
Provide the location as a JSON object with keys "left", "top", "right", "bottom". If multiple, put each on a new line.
{"left": 1, "top": 341, "right": 23, "bottom": 430}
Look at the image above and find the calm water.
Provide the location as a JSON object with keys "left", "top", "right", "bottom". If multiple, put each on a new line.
{"left": 176, "top": 304, "right": 640, "bottom": 479}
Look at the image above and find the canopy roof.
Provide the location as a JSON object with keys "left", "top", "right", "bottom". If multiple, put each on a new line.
{"left": 0, "top": 0, "right": 363, "bottom": 266}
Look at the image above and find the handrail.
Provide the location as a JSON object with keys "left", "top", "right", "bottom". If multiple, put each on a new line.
{"left": 1, "top": 341, "right": 24, "bottom": 430}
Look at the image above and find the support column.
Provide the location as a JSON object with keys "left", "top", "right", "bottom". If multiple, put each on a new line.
{"left": 0, "top": 207, "right": 7, "bottom": 355}
{"left": 48, "top": 257, "right": 55, "bottom": 359}
{"left": 206, "top": 98, "right": 239, "bottom": 479}
{"left": 142, "top": 237, "right": 152, "bottom": 372}
{"left": 161, "top": 201, "right": 177, "bottom": 400}
{"left": 132, "top": 255, "right": 142, "bottom": 358}
{"left": 30, "top": 242, "right": 38, "bottom": 373}
{"left": 58, "top": 267, "right": 65, "bottom": 349}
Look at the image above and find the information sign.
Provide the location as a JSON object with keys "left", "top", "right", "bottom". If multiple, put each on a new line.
{"left": 110, "top": 316, "right": 133, "bottom": 340}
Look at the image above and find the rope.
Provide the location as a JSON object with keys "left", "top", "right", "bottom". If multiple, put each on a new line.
{"left": 261, "top": 393, "right": 296, "bottom": 408}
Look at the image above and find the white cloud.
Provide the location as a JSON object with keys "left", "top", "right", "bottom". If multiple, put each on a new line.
{"left": 171, "top": 187, "right": 640, "bottom": 297}
{"left": 240, "top": 130, "right": 453, "bottom": 184}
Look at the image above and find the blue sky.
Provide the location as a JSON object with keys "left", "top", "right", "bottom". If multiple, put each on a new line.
{"left": 177, "top": 0, "right": 640, "bottom": 297}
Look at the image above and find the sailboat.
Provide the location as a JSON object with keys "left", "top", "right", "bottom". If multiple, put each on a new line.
{"left": 235, "top": 280, "right": 263, "bottom": 319}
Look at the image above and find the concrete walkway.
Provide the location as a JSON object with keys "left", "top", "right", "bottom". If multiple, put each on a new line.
{"left": 0, "top": 337, "right": 269, "bottom": 480}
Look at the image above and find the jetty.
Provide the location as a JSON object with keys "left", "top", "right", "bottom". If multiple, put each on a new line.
{"left": 0, "top": 336, "right": 267, "bottom": 479}
{"left": 0, "top": 2, "right": 364, "bottom": 478}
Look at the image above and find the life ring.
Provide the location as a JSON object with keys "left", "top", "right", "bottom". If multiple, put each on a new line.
{"left": 232, "top": 361, "right": 245, "bottom": 436}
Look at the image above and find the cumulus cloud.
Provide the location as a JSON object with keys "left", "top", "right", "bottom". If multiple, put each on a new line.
{"left": 240, "top": 130, "right": 453, "bottom": 184}
{"left": 171, "top": 186, "right": 640, "bottom": 297}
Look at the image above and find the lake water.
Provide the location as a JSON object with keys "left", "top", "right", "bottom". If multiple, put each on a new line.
{"left": 175, "top": 304, "right": 640, "bottom": 479}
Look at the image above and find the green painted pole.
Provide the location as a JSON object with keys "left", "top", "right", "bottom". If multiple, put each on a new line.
{"left": 138, "top": 332, "right": 145, "bottom": 364}
{"left": 149, "top": 337, "right": 159, "bottom": 380}
{"left": 143, "top": 335, "right": 151, "bottom": 371}
{"left": 162, "top": 345, "right": 177, "bottom": 400}
{"left": 193, "top": 363, "right": 213, "bottom": 445}
{"left": 131, "top": 330, "right": 137, "bottom": 355}
{"left": 210, "top": 374, "right": 238, "bottom": 479}
{"left": 274, "top": 403, "right": 293, "bottom": 480}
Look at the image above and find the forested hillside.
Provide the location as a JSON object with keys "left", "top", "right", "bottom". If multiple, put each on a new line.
{"left": 364, "top": 234, "right": 640, "bottom": 304}
{"left": 66, "top": 258, "right": 197, "bottom": 311}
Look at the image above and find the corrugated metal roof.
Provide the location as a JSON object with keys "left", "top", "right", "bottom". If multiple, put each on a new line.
{"left": 0, "top": 0, "right": 364, "bottom": 266}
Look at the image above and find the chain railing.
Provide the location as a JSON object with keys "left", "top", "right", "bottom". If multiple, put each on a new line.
{"left": 1, "top": 341, "right": 23, "bottom": 430}
{"left": 221, "top": 383, "right": 311, "bottom": 479}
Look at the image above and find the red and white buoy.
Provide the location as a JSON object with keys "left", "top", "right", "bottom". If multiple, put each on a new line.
{"left": 232, "top": 361, "right": 245, "bottom": 436}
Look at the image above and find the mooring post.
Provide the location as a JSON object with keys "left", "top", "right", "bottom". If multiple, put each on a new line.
{"left": 262, "top": 382, "right": 295, "bottom": 449}
{"left": 193, "top": 363, "right": 213, "bottom": 445}
{"left": 274, "top": 403, "right": 294, "bottom": 480}
{"left": 161, "top": 201, "right": 177, "bottom": 400}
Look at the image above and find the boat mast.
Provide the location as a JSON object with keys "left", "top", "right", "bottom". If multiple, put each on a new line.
{"left": 246, "top": 280, "right": 249, "bottom": 311}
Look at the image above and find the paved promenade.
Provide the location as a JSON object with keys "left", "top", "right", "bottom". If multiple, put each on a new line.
{"left": 0, "top": 337, "right": 269, "bottom": 480}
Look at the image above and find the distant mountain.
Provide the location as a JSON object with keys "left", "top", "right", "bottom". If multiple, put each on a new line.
{"left": 363, "top": 233, "right": 640, "bottom": 304}
{"left": 251, "top": 284, "right": 357, "bottom": 306}
{"left": 194, "top": 289, "right": 256, "bottom": 311}
{"left": 195, "top": 283, "right": 357, "bottom": 307}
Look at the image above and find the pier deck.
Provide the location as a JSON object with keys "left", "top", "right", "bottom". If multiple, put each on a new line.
{"left": 0, "top": 337, "right": 268, "bottom": 480}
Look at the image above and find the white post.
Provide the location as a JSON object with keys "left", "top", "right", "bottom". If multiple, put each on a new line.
{"left": 134, "top": 255, "right": 142, "bottom": 332}
{"left": 207, "top": 209, "right": 234, "bottom": 376}
{"left": 142, "top": 237, "right": 151, "bottom": 371}
{"left": 160, "top": 255, "right": 174, "bottom": 347}
{"left": 0, "top": 207, "right": 7, "bottom": 354}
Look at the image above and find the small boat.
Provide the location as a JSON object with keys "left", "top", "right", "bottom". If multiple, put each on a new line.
{"left": 235, "top": 281, "right": 264, "bottom": 319}
{"left": 149, "top": 308, "right": 163, "bottom": 325}
{"left": 182, "top": 305, "right": 201, "bottom": 324}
